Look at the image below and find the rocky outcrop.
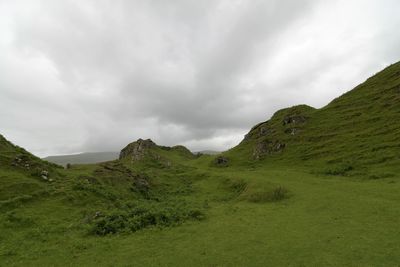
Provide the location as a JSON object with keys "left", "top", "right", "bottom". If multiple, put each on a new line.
{"left": 214, "top": 156, "right": 229, "bottom": 166}
{"left": 119, "top": 139, "right": 156, "bottom": 161}
{"left": 259, "top": 126, "right": 273, "bottom": 136}
{"left": 253, "top": 140, "right": 285, "bottom": 160}
{"left": 282, "top": 115, "right": 307, "bottom": 125}
{"left": 119, "top": 138, "right": 194, "bottom": 165}
{"left": 284, "top": 128, "right": 300, "bottom": 135}
{"left": 243, "top": 123, "right": 273, "bottom": 141}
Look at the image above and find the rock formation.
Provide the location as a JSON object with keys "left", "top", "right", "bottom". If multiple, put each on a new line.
{"left": 119, "top": 139, "right": 156, "bottom": 161}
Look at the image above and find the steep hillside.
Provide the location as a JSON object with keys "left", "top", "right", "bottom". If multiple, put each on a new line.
{"left": 43, "top": 152, "right": 119, "bottom": 166}
{"left": 226, "top": 61, "right": 400, "bottom": 176}
{"left": 0, "top": 134, "right": 62, "bottom": 202}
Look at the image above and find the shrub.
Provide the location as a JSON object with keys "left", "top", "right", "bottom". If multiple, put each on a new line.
{"left": 270, "top": 186, "right": 287, "bottom": 201}
{"left": 90, "top": 203, "right": 205, "bottom": 236}
{"left": 229, "top": 179, "right": 247, "bottom": 194}
{"left": 243, "top": 185, "right": 288, "bottom": 203}
{"left": 322, "top": 163, "right": 354, "bottom": 176}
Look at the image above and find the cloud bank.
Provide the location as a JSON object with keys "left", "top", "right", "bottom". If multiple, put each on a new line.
{"left": 1, "top": 0, "right": 399, "bottom": 156}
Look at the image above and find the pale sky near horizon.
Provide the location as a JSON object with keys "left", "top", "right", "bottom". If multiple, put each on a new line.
{"left": 1, "top": 0, "right": 400, "bottom": 157}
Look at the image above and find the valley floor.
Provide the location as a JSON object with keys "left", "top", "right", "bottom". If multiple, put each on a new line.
{"left": 1, "top": 163, "right": 399, "bottom": 266}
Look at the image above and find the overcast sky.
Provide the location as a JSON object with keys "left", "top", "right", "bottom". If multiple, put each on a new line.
{"left": 1, "top": 0, "right": 400, "bottom": 157}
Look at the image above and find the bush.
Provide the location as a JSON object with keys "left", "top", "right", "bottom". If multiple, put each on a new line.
{"left": 322, "top": 163, "right": 354, "bottom": 176}
{"left": 90, "top": 203, "right": 205, "bottom": 236}
{"left": 270, "top": 186, "right": 287, "bottom": 201}
{"left": 221, "top": 179, "right": 289, "bottom": 203}
{"left": 243, "top": 185, "right": 288, "bottom": 203}
{"left": 229, "top": 179, "right": 247, "bottom": 194}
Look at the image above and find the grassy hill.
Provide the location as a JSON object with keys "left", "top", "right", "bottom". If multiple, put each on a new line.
{"left": 194, "top": 150, "right": 221, "bottom": 155}
{"left": 43, "top": 152, "right": 119, "bottom": 167}
{"left": 0, "top": 134, "right": 62, "bottom": 203}
{"left": 1, "top": 62, "right": 400, "bottom": 266}
{"left": 225, "top": 61, "right": 400, "bottom": 177}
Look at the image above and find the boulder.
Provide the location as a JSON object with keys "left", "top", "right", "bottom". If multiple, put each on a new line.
{"left": 41, "top": 170, "right": 49, "bottom": 181}
{"left": 214, "top": 156, "right": 229, "bottom": 166}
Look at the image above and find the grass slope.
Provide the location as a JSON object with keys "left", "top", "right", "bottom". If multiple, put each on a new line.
{"left": 1, "top": 62, "right": 400, "bottom": 266}
{"left": 227, "top": 61, "right": 400, "bottom": 176}
{"left": 0, "top": 134, "right": 62, "bottom": 205}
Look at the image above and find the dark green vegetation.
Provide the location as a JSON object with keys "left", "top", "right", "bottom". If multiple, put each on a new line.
{"left": 1, "top": 62, "right": 400, "bottom": 266}
{"left": 43, "top": 152, "right": 119, "bottom": 167}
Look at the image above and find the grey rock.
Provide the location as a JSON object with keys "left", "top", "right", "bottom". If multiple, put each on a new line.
{"left": 214, "top": 156, "right": 229, "bottom": 166}
{"left": 259, "top": 126, "right": 272, "bottom": 136}
{"left": 284, "top": 128, "right": 299, "bottom": 135}
{"left": 283, "top": 115, "right": 307, "bottom": 125}
{"left": 253, "top": 140, "right": 286, "bottom": 159}
{"left": 119, "top": 138, "right": 156, "bottom": 161}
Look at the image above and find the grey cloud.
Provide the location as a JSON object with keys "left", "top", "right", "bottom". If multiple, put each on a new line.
{"left": 1, "top": 0, "right": 400, "bottom": 156}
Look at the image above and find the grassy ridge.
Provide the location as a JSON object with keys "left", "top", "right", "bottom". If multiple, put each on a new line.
{"left": 227, "top": 61, "right": 400, "bottom": 176}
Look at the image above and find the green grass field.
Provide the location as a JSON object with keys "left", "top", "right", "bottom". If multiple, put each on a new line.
{"left": 1, "top": 162, "right": 399, "bottom": 266}
{"left": 1, "top": 62, "right": 400, "bottom": 266}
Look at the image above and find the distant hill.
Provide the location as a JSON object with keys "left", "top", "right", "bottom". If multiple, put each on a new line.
{"left": 43, "top": 151, "right": 119, "bottom": 166}
{"left": 194, "top": 150, "right": 220, "bottom": 155}
{"left": 43, "top": 147, "right": 219, "bottom": 166}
